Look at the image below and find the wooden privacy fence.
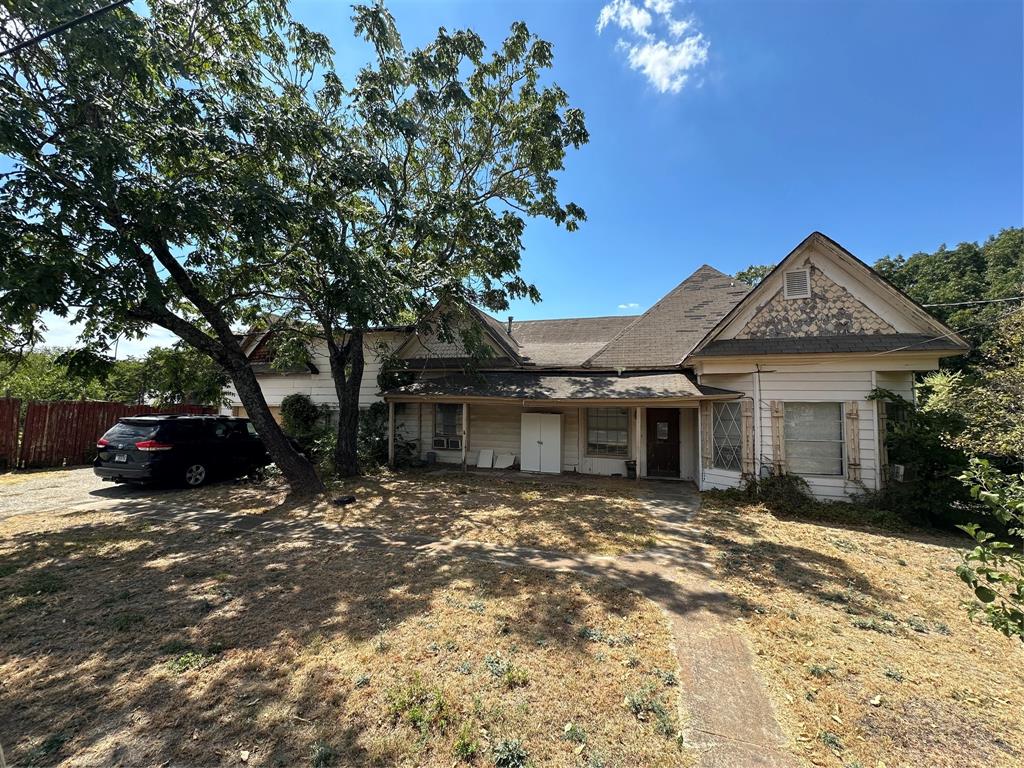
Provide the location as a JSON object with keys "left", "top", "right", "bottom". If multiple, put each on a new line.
{"left": 0, "top": 398, "right": 19, "bottom": 470}
{"left": 0, "top": 399, "right": 213, "bottom": 470}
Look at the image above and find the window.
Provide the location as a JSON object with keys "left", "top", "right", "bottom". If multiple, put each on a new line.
{"left": 784, "top": 402, "right": 843, "bottom": 475}
{"left": 433, "top": 404, "right": 462, "bottom": 450}
{"left": 783, "top": 268, "right": 811, "bottom": 299}
{"left": 711, "top": 401, "right": 742, "bottom": 471}
{"left": 587, "top": 408, "right": 629, "bottom": 457}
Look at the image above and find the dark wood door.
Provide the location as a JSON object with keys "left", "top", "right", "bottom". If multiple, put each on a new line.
{"left": 646, "top": 408, "right": 680, "bottom": 478}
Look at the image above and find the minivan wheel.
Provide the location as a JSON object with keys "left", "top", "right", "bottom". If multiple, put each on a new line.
{"left": 184, "top": 463, "right": 208, "bottom": 487}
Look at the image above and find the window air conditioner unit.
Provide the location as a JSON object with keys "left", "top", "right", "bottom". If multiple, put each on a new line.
{"left": 432, "top": 437, "right": 448, "bottom": 449}
{"left": 447, "top": 437, "right": 462, "bottom": 450}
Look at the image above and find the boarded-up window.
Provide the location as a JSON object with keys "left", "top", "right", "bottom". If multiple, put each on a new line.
{"left": 712, "top": 401, "right": 742, "bottom": 471}
{"left": 587, "top": 408, "right": 629, "bottom": 457}
{"left": 784, "top": 402, "right": 843, "bottom": 475}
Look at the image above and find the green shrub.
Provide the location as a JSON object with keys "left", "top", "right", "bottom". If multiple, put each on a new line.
{"left": 865, "top": 388, "right": 976, "bottom": 528}
{"left": 280, "top": 393, "right": 330, "bottom": 449}
{"left": 743, "top": 473, "right": 815, "bottom": 514}
{"left": 357, "top": 401, "right": 416, "bottom": 470}
{"left": 492, "top": 738, "right": 529, "bottom": 768}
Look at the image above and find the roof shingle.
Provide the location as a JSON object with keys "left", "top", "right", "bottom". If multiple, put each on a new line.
{"left": 384, "top": 371, "right": 738, "bottom": 401}
{"left": 583, "top": 265, "right": 751, "bottom": 369}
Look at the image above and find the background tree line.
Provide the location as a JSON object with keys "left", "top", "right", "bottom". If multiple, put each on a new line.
{"left": 0, "top": 345, "right": 227, "bottom": 407}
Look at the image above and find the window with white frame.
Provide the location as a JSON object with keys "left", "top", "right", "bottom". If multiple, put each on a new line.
{"left": 586, "top": 408, "right": 629, "bottom": 457}
{"left": 784, "top": 402, "right": 843, "bottom": 475}
{"left": 711, "top": 401, "right": 742, "bottom": 471}
{"left": 433, "top": 404, "right": 462, "bottom": 450}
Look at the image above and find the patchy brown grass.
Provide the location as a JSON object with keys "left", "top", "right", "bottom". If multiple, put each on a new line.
{"left": 697, "top": 494, "right": 1024, "bottom": 768}
{"left": 321, "top": 469, "right": 662, "bottom": 555}
{"left": 0, "top": 505, "right": 690, "bottom": 767}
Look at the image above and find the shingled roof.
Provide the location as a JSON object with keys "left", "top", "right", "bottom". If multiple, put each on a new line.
{"left": 693, "top": 334, "right": 966, "bottom": 357}
{"left": 507, "top": 315, "right": 639, "bottom": 367}
{"left": 582, "top": 265, "right": 751, "bottom": 369}
{"left": 384, "top": 371, "right": 739, "bottom": 402}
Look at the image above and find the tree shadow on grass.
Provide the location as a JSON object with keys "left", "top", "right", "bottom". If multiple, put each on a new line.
{"left": 0, "top": 507, "right": 688, "bottom": 767}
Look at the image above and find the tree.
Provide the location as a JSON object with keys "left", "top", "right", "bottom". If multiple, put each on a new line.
{"left": 0, "top": 348, "right": 105, "bottom": 401}
{"left": 0, "top": 0, "right": 325, "bottom": 494}
{"left": 876, "top": 228, "right": 1024, "bottom": 355}
{"left": 267, "top": 5, "right": 588, "bottom": 476}
{"left": 734, "top": 264, "right": 773, "bottom": 286}
{"left": 957, "top": 459, "right": 1024, "bottom": 642}
{"left": 921, "top": 309, "right": 1024, "bottom": 465}
{"left": 106, "top": 345, "right": 228, "bottom": 407}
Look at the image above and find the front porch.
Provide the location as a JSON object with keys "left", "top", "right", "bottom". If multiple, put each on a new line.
{"left": 382, "top": 371, "right": 744, "bottom": 487}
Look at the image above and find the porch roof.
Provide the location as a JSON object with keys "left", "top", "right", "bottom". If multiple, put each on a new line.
{"left": 382, "top": 371, "right": 740, "bottom": 404}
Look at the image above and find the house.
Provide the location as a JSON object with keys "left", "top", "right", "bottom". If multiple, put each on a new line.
{"left": 231, "top": 233, "right": 967, "bottom": 499}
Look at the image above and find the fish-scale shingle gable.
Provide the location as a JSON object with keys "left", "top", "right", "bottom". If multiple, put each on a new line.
{"left": 583, "top": 265, "right": 751, "bottom": 369}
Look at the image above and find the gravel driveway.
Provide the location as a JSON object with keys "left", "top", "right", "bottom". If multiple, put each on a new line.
{"left": 0, "top": 467, "right": 191, "bottom": 520}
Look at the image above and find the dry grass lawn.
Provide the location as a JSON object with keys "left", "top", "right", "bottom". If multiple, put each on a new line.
{"left": 697, "top": 493, "right": 1024, "bottom": 768}
{"left": 0, "top": 503, "right": 690, "bottom": 767}
{"left": 322, "top": 469, "right": 662, "bottom": 555}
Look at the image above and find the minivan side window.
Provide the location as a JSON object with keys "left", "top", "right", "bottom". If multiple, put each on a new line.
{"left": 246, "top": 422, "right": 259, "bottom": 437}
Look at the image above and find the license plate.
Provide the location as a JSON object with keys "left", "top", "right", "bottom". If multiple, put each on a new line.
{"left": 114, "top": 453, "right": 128, "bottom": 463}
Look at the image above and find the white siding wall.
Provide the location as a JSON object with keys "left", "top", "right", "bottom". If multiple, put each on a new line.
{"left": 405, "top": 404, "right": 628, "bottom": 475}
{"left": 224, "top": 332, "right": 404, "bottom": 414}
{"left": 701, "top": 367, "right": 887, "bottom": 500}
{"left": 875, "top": 370, "right": 915, "bottom": 404}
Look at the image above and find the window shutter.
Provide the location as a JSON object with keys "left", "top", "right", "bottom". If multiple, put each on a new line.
{"left": 700, "top": 401, "right": 713, "bottom": 469}
{"left": 845, "top": 401, "right": 861, "bottom": 482}
{"left": 769, "top": 400, "right": 785, "bottom": 473}
{"left": 740, "top": 399, "right": 755, "bottom": 476}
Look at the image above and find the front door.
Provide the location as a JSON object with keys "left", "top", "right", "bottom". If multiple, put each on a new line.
{"left": 646, "top": 408, "right": 680, "bottom": 478}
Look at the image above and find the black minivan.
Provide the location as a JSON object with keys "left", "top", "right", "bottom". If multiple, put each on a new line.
{"left": 94, "top": 415, "right": 271, "bottom": 487}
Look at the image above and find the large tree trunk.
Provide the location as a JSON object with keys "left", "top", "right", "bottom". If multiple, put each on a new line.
{"left": 328, "top": 329, "right": 364, "bottom": 477}
{"left": 227, "top": 357, "right": 325, "bottom": 496}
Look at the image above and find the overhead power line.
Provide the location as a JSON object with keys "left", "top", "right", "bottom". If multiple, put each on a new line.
{"left": 1, "top": 0, "right": 132, "bottom": 58}
{"left": 922, "top": 296, "right": 1024, "bottom": 308}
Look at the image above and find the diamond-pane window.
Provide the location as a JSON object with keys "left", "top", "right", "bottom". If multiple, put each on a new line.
{"left": 712, "top": 401, "right": 742, "bottom": 471}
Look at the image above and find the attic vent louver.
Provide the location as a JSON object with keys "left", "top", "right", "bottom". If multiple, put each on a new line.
{"left": 783, "top": 268, "right": 811, "bottom": 300}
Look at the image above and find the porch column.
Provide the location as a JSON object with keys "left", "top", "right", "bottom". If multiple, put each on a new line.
{"left": 387, "top": 401, "right": 395, "bottom": 468}
{"left": 635, "top": 406, "right": 643, "bottom": 482}
{"left": 461, "top": 402, "right": 469, "bottom": 471}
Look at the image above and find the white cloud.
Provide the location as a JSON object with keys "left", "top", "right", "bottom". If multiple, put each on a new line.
{"left": 618, "top": 302, "right": 640, "bottom": 309}
{"left": 597, "top": 0, "right": 653, "bottom": 39}
{"left": 597, "top": 0, "right": 709, "bottom": 94}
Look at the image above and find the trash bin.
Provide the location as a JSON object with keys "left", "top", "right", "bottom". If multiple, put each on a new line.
{"left": 624, "top": 460, "right": 637, "bottom": 479}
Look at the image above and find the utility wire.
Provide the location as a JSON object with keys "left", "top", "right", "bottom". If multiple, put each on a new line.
{"left": 1, "top": 0, "right": 132, "bottom": 58}
{"left": 922, "top": 296, "right": 1024, "bottom": 308}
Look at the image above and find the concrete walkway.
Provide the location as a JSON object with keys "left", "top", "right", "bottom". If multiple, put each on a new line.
{"left": 111, "top": 479, "right": 798, "bottom": 768}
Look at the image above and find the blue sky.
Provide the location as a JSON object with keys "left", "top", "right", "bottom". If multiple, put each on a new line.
{"left": 303, "top": 0, "right": 1022, "bottom": 323}
{"left": 39, "top": 0, "right": 1024, "bottom": 351}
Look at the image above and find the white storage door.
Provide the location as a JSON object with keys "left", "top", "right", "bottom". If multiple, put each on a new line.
{"left": 520, "top": 413, "right": 541, "bottom": 472}
{"left": 538, "top": 413, "right": 562, "bottom": 473}
{"left": 520, "top": 413, "right": 561, "bottom": 473}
